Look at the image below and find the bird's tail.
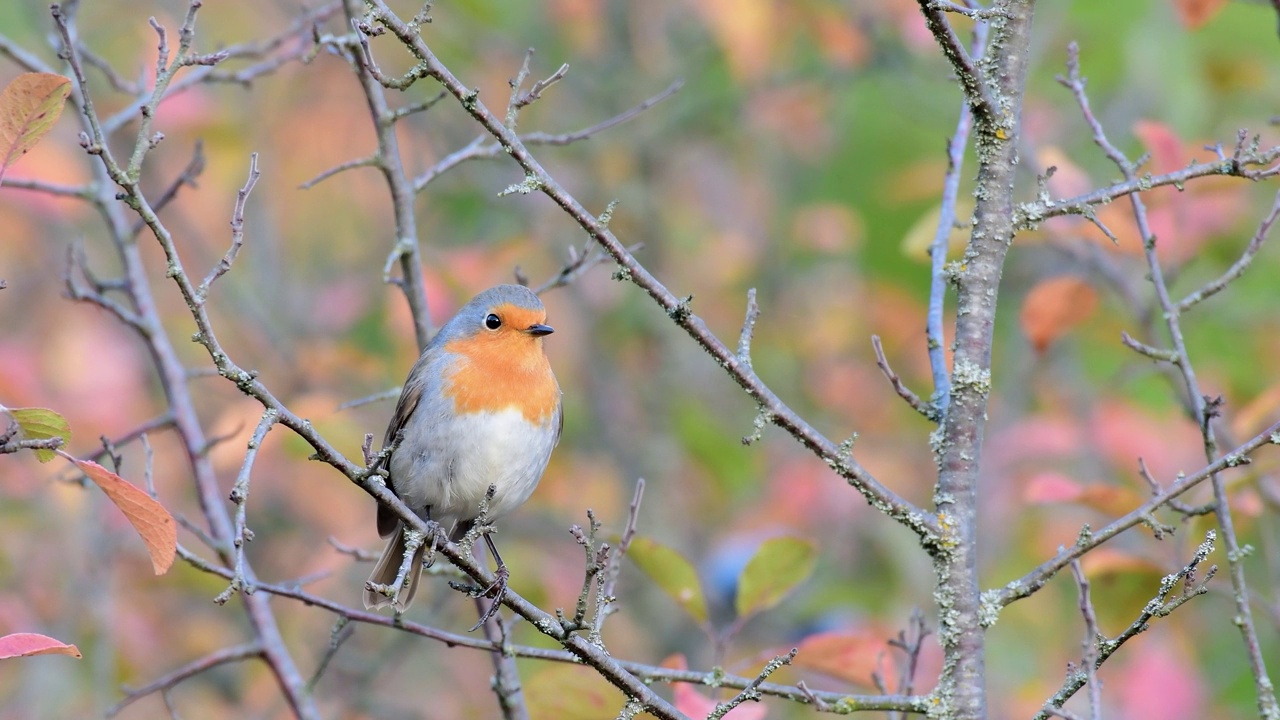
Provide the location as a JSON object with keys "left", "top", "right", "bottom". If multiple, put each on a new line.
{"left": 363, "top": 523, "right": 425, "bottom": 611}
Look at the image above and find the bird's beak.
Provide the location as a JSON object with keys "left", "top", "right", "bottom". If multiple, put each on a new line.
{"left": 525, "top": 323, "right": 554, "bottom": 337}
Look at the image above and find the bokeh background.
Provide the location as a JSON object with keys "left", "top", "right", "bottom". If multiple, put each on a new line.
{"left": 3, "top": 0, "right": 1280, "bottom": 717}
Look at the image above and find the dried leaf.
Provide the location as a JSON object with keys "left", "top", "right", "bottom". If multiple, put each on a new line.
{"left": 793, "top": 630, "right": 885, "bottom": 686}
{"left": 7, "top": 407, "right": 70, "bottom": 463}
{"left": 76, "top": 459, "right": 176, "bottom": 574}
{"left": 1171, "top": 0, "right": 1229, "bottom": 30}
{"left": 735, "top": 536, "right": 817, "bottom": 619}
{"left": 628, "top": 537, "right": 708, "bottom": 625}
{"left": 1020, "top": 276, "right": 1098, "bottom": 353}
{"left": 0, "top": 72, "right": 72, "bottom": 184}
{"left": 0, "top": 633, "right": 82, "bottom": 660}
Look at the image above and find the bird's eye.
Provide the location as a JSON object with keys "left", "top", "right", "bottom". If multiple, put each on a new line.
{"left": 484, "top": 313, "right": 502, "bottom": 330}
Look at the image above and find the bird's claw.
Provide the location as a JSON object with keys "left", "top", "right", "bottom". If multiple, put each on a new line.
{"left": 468, "top": 565, "right": 509, "bottom": 631}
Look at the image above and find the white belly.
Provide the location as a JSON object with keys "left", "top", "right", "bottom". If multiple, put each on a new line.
{"left": 389, "top": 407, "right": 556, "bottom": 530}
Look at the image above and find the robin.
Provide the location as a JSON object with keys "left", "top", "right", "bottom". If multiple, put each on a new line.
{"left": 363, "top": 284, "right": 562, "bottom": 618}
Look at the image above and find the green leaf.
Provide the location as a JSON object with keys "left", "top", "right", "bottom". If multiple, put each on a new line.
{"left": 524, "top": 664, "right": 625, "bottom": 720}
{"left": 9, "top": 407, "right": 70, "bottom": 463}
{"left": 0, "top": 72, "right": 72, "bottom": 185}
{"left": 628, "top": 536, "right": 707, "bottom": 625}
{"left": 736, "top": 536, "right": 818, "bottom": 619}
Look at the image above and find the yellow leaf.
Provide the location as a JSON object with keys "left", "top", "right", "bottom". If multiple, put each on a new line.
{"left": 0, "top": 72, "right": 72, "bottom": 184}
{"left": 8, "top": 407, "right": 70, "bottom": 463}
{"left": 901, "top": 198, "right": 973, "bottom": 262}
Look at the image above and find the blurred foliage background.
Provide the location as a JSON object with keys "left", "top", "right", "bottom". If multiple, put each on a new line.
{"left": 2, "top": 0, "right": 1280, "bottom": 717}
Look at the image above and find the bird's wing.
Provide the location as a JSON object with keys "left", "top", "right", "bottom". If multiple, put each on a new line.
{"left": 376, "top": 349, "right": 434, "bottom": 537}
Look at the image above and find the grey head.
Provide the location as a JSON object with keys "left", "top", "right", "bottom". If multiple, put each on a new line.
{"left": 432, "top": 284, "right": 553, "bottom": 346}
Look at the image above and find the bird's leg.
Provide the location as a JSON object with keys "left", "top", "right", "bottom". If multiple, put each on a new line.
{"left": 468, "top": 533, "right": 509, "bottom": 631}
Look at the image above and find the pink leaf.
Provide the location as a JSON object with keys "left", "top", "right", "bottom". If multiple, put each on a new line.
{"left": 0, "top": 633, "right": 81, "bottom": 659}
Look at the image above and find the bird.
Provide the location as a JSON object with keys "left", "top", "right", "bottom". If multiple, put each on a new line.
{"left": 363, "top": 284, "right": 561, "bottom": 621}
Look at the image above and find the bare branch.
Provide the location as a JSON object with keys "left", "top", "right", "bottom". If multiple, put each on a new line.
{"left": 198, "top": 153, "right": 259, "bottom": 302}
{"left": 872, "top": 335, "right": 936, "bottom": 421}
{"left": 1057, "top": 41, "right": 1279, "bottom": 714}
{"left": 131, "top": 141, "right": 207, "bottom": 239}
{"left": 708, "top": 650, "right": 797, "bottom": 719}
{"left": 994, "top": 417, "right": 1280, "bottom": 608}
{"left": 298, "top": 154, "right": 378, "bottom": 190}
{"left": 914, "top": 1, "right": 997, "bottom": 123}
{"left": 1069, "top": 560, "right": 1102, "bottom": 720}
{"left": 177, "top": 543, "right": 926, "bottom": 712}
{"left": 1178, "top": 188, "right": 1280, "bottom": 311}
{"left": 1033, "top": 533, "right": 1218, "bottom": 720}
{"left": 106, "top": 642, "right": 265, "bottom": 718}
{"left": 214, "top": 408, "right": 280, "bottom": 605}
{"left": 412, "top": 80, "right": 684, "bottom": 193}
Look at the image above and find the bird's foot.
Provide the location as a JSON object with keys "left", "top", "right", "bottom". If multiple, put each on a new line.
{"left": 468, "top": 564, "right": 509, "bottom": 631}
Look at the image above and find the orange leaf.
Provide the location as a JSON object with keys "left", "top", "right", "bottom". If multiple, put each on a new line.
{"left": 0, "top": 72, "right": 72, "bottom": 184}
{"left": 76, "top": 460, "right": 176, "bottom": 574}
{"left": 793, "top": 630, "right": 885, "bottom": 686}
{"left": 1171, "top": 0, "right": 1229, "bottom": 29}
{"left": 1020, "top": 276, "right": 1098, "bottom": 353}
{"left": 1081, "top": 548, "right": 1165, "bottom": 578}
{"left": 1077, "top": 484, "right": 1145, "bottom": 517}
{"left": 0, "top": 633, "right": 82, "bottom": 659}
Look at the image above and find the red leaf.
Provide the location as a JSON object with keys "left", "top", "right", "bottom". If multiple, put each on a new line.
{"left": 0, "top": 633, "right": 81, "bottom": 659}
{"left": 1171, "top": 0, "right": 1229, "bottom": 29}
{"left": 1020, "top": 277, "right": 1099, "bottom": 353}
{"left": 793, "top": 630, "right": 885, "bottom": 686}
{"left": 76, "top": 460, "right": 176, "bottom": 574}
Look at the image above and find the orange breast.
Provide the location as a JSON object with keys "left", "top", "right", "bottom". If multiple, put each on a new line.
{"left": 442, "top": 328, "right": 559, "bottom": 424}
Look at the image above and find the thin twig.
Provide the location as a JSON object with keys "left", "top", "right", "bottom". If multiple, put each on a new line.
{"left": 175, "top": 543, "right": 926, "bottom": 711}
{"left": 736, "top": 288, "right": 761, "bottom": 370}
{"left": 925, "top": 16, "right": 987, "bottom": 421}
{"left": 1178, "top": 188, "right": 1280, "bottom": 311}
{"left": 1069, "top": 560, "right": 1102, "bottom": 720}
{"left": 872, "top": 335, "right": 936, "bottom": 421}
{"left": 214, "top": 408, "right": 280, "bottom": 604}
{"left": 913, "top": 1, "right": 997, "bottom": 124}
{"left": 707, "top": 649, "right": 798, "bottom": 720}
{"left": 995, "top": 415, "right": 1280, "bottom": 607}
{"left": 344, "top": 0, "right": 433, "bottom": 349}
{"left": 1137, "top": 457, "right": 1213, "bottom": 517}
{"left": 306, "top": 617, "right": 354, "bottom": 692}
{"left": 106, "top": 642, "right": 265, "bottom": 717}
{"left": 198, "top": 153, "right": 259, "bottom": 301}
{"left": 411, "top": 80, "right": 684, "bottom": 193}
{"left": 130, "top": 141, "right": 207, "bottom": 238}
{"left": 1058, "top": 41, "right": 1278, "bottom": 716}
{"left": 1033, "top": 532, "right": 1218, "bottom": 720}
